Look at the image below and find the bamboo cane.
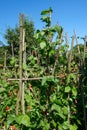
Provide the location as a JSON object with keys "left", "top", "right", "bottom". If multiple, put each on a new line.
{"left": 16, "top": 14, "right": 23, "bottom": 115}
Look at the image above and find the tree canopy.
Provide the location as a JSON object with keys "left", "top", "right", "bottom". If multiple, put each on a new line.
{"left": 4, "top": 15, "right": 36, "bottom": 64}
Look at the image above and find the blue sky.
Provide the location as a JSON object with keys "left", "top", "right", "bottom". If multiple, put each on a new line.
{"left": 0, "top": 0, "right": 87, "bottom": 44}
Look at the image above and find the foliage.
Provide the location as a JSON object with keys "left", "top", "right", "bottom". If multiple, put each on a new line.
{"left": 0, "top": 46, "right": 7, "bottom": 64}
{"left": 4, "top": 15, "right": 36, "bottom": 64}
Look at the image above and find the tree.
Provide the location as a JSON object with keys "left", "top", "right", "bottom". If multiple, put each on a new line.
{"left": 4, "top": 27, "right": 19, "bottom": 57}
{"left": 4, "top": 15, "right": 36, "bottom": 63}
{"left": 0, "top": 46, "right": 7, "bottom": 65}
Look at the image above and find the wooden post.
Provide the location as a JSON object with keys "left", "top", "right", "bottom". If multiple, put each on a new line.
{"left": 68, "top": 36, "right": 74, "bottom": 71}
{"left": 52, "top": 34, "right": 63, "bottom": 75}
{"left": 16, "top": 14, "right": 23, "bottom": 115}
{"left": 4, "top": 51, "right": 7, "bottom": 80}
{"left": 21, "top": 29, "right": 26, "bottom": 114}
{"left": 11, "top": 43, "right": 14, "bottom": 57}
{"left": 67, "top": 36, "right": 74, "bottom": 129}
{"left": 83, "top": 36, "right": 87, "bottom": 64}
{"left": 82, "top": 36, "right": 87, "bottom": 130}
{"left": 74, "top": 30, "right": 80, "bottom": 55}
{"left": 65, "top": 33, "right": 69, "bottom": 59}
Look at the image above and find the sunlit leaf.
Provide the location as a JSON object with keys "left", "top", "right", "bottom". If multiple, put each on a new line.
{"left": 70, "top": 124, "right": 78, "bottom": 130}
{"left": 16, "top": 114, "right": 30, "bottom": 127}
{"left": 0, "top": 87, "right": 6, "bottom": 93}
{"left": 65, "top": 86, "right": 71, "bottom": 93}
{"left": 40, "top": 41, "right": 46, "bottom": 49}
{"left": 41, "top": 7, "right": 53, "bottom": 15}
{"left": 72, "top": 87, "right": 77, "bottom": 97}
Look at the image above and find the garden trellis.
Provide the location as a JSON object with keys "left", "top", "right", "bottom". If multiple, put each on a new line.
{"left": 7, "top": 14, "right": 87, "bottom": 129}
{"left": 1, "top": 9, "right": 87, "bottom": 129}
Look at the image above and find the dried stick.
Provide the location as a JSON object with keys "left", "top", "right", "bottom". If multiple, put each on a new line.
{"left": 74, "top": 30, "right": 81, "bottom": 67}
{"left": 68, "top": 36, "right": 74, "bottom": 71}
{"left": 52, "top": 35, "right": 62, "bottom": 75}
{"left": 7, "top": 73, "right": 80, "bottom": 81}
{"left": 83, "top": 36, "right": 87, "bottom": 65}
{"left": 74, "top": 30, "right": 80, "bottom": 55}
{"left": 65, "top": 33, "right": 69, "bottom": 59}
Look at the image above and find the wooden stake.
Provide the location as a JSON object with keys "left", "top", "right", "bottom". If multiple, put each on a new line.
{"left": 52, "top": 34, "right": 63, "bottom": 75}
{"left": 4, "top": 51, "right": 7, "bottom": 81}
{"left": 65, "top": 33, "right": 69, "bottom": 59}
{"left": 83, "top": 36, "right": 87, "bottom": 64}
{"left": 82, "top": 36, "right": 87, "bottom": 130}
{"left": 16, "top": 14, "right": 23, "bottom": 115}
{"left": 11, "top": 43, "right": 14, "bottom": 57}
{"left": 21, "top": 29, "right": 26, "bottom": 114}
{"left": 74, "top": 30, "right": 80, "bottom": 56}
{"left": 67, "top": 36, "right": 74, "bottom": 129}
{"left": 68, "top": 36, "right": 74, "bottom": 71}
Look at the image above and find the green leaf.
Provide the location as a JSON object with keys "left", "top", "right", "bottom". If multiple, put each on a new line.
{"left": 62, "top": 121, "right": 69, "bottom": 129}
{"left": 41, "top": 7, "right": 53, "bottom": 15}
{"left": 41, "top": 16, "right": 48, "bottom": 21}
{"left": 70, "top": 124, "right": 78, "bottom": 130}
{"left": 16, "top": 114, "right": 30, "bottom": 127}
{"left": 85, "top": 104, "right": 87, "bottom": 108}
{"left": 49, "top": 50, "right": 55, "bottom": 56}
{"left": 42, "top": 76, "right": 55, "bottom": 86}
{"left": 10, "top": 57, "right": 16, "bottom": 65}
{"left": 7, "top": 114, "right": 16, "bottom": 125}
{"left": 70, "top": 73, "right": 76, "bottom": 81}
{"left": 40, "top": 41, "right": 46, "bottom": 49}
{"left": 77, "top": 119, "right": 81, "bottom": 125}
{"left": 50, "top": 94, "right": 56, "bottom": 103}
{"left": 40, "top": 31, "right": 45, "bottom": 36}
{"left": 58, "top": 124, "right": 63, "bottom": 130}
{"left": 41, "top": 10, "right": 50, "bottom": 15}
{"left": 42, "top": 76, "right": 47, "bottom": 86}
{"left": 72, "top": 87, "right": 77, "bottom": 97}
{"left": 62, "top": 106, "right": 68, "bottom": 115}
{"left": 34, "top": 31, "right": 40, "bottom": 39}
{"left": 67, "top": 74, "right": 71, "bottom": 83}
{"left": 51, "top": 104, "right": 65, "bottom": 118}
{"left": 39, "top": 118, "right": 50, "bottom": 130}
{"left": 0, "top": 87, "right": 6, "bottom": 93}
{"left": 51, "top": 25, "right": 63, "bottom": 38}
{"left": 41, "top": 15, "right": 51, "bottom": 27}
{"left": 67, "top": 73, "right": 76, "bottom": 84}
{"left": 51, "top": 104, "right": 66, "bottom": 119}
{"left": 25, "top": 94, "right": 31, "bottom": 103}
{"left": 65, "top": 86, "right": 71, "bottom": 93}
{"left": 51, "top": 104, "right": 60, "bottom": 112}
{"left": 47, "top": 76, "right": 55, "bottom": 82}
{"left": 51, "top": 120, "right": 57, "bottom": 127}
{"left": 23, "top": 63, "right": 27, "bottom": 70}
